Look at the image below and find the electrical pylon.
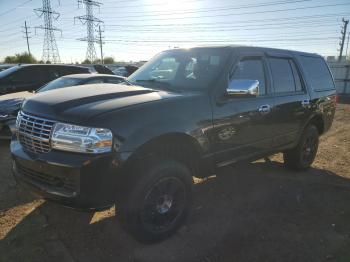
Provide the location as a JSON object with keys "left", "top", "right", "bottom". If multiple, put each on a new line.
{"left": 75, "top": 0, "right": 103, "bottom": 62}
{"left": 34, "top": 0, "right": 61, "bottom": 63}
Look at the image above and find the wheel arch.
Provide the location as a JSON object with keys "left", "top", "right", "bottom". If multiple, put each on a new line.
{"left": 307, "top": 114, "right": 325, "bottom": 135}
{"left": 125, "top": 132, "right": 210, "bottom": 177}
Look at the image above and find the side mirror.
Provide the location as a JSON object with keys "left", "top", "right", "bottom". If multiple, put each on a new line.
{"left": 227, "top": 79, "right": 259, "bottom": 97}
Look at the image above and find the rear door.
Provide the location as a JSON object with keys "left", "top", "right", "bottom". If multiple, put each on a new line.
{"left": 298, "top": 55, "right": 337, "bottom": 132}
{"left": 267, "top": 54, "right": 311, "bottom": 148}
{"left": 212, "top": 51, "right": 275, "bottom": 165}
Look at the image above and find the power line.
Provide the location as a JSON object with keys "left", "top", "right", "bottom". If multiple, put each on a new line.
{"left": 100, "top": 0, "right": 314, "bottom": 17}
{"left": 104, "top": 13, "right": 348, "bottom": 28}
{"left": 100, "top": 3, "right": 350, "bottom": 22}
{"left": 0, "top": 0, "right": 33, "bottom": 17}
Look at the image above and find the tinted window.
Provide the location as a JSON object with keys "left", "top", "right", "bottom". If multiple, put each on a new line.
{"left": 47, "top": 66, "right": 61, "bottom": 80}
{"left": 106, "top": 77, "right": 124, "bottom": 84}
{"left": 86, "top": 78, "right": 104, "bottom": 84}
{"left": 230, "top": 58, "right": 266, "bottom": 94}
{"left": 37, "top": 77, "right": 83, "bottom": 92}
{"left": 300, "top": 56, "right": 335, "bottom": 91}
{"left": 269, "top": 58, "right": 296, "bottom": 93}
{"left": 13, "top": 67, "right": 46, "bottom": 82}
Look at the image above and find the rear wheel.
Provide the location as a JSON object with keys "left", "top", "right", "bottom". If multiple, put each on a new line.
{"left": 118, "top": 158, "right": 193, "bottom": 243}
{"left": 283, "top": 124, "right": 319, "bottom": 171}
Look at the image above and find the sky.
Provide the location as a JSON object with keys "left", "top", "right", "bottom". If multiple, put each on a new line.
{"left": 0, "top": 0, "right": 349, "bottom": 63}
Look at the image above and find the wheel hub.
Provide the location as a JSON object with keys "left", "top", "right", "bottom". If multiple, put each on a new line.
{"left": 156, "top": 194, "right": 173, "bottom": 214}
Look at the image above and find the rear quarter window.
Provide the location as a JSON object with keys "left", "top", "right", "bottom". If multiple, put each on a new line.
{"left": 300, "top": 56, "right": 335, "bottom": 91}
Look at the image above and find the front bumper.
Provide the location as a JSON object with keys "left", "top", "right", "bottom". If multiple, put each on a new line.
{"left": 11, "top": 138, "right": 131, "bottom": 210}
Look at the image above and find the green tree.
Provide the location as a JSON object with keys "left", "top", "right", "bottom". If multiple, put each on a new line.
{"left": 103, "top": 56, "right": 114, "bottom": 64}
{"left": 4, "top": 52, "right": 37, "bottom": 64}
{"left": 82, "top": 59, "right": 92, "bottom": 64}
{"left": 93, "top": 58, "right": 101, "bottom": 64}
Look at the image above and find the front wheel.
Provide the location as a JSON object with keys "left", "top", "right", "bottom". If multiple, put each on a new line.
{"left": 283, "top": 124, "right": 319, "bottom": 171}
{"left": 118, "top": 159, "right": 193, "bottom": 243}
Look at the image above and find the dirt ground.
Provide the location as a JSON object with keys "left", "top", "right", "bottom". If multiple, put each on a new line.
{"left": 0, "top": 104, "right": 350, "bottom": 262}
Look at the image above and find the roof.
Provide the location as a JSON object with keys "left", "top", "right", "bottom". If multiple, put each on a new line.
{"left": 173, "top": 45, "right": 322, "bottom": 57}
{"left": 61, "top": 73, "right": 125, "bottom": 79}
{"left": 17, "top": 64, "right": 89, "bottom": 69}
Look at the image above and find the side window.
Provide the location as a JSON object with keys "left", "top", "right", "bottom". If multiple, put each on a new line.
{"left": 269, "top": 58, "right": 296, "bottom": 93}
{"left": 14, "top": 67, "right": 44, "bottom": 82}
{"left": 289, "top": 60, "right": 303, "bottom": 92}
{"left": 300, "top": 56, "right": 335, "bottom": 91}
{"left": 86, "top": 78, "right": 104, "bottom": 84}
{"left": 48, "top": 67, "right": 61, "bottom": 80}
{"left": 230, "top": 58, "right": 266, "bottom": 95}
{"left": 105, "top": 77, "right": 123, "bottom": 84}
{"left": 11, "top": 68, "right": 32, "bottom": 82}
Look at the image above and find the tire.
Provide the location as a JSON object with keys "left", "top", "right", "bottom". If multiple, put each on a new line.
{"left": 118, "top": 158, "right": 193, "bottom": 243}
{"left": 283, "top": 124, "right": 319, "bottom": 171}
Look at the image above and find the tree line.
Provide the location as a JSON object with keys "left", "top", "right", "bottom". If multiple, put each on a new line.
{"left": 2, "top": 52, "right": 115, "bottom": 64}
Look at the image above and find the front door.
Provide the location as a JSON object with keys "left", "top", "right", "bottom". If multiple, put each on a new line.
{"left": 211, "top": 53, "right": 275, "bottom": 166}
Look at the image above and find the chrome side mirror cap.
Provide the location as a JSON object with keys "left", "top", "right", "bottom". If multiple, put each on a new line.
{"left": 227, "top": 79, "right": 259, "bottom": 97}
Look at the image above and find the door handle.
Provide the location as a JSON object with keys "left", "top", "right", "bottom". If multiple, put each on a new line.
{"left": 301, "top": 99, "right": 310, "bottom": 108}
{"left": 258, "top": 104, "right": 271, "bottom": 114}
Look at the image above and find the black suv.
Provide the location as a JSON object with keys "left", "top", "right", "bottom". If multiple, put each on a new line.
{"left": 0, "top": 64, "right": 90, "bottom": 94}
{"left": 11, "top": 46, "right": 336, "bottom": 242}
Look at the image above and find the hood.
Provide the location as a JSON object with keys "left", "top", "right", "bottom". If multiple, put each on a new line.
{"left": 22, "top": 83, "right": 179, "bottom": 123}
{"left": 0, "top": 91, "right": 33, "bottom": 101}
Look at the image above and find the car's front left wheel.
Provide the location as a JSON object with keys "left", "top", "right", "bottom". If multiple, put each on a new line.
{"left": 118, "top": 158, "right": 193, "bottom": 243}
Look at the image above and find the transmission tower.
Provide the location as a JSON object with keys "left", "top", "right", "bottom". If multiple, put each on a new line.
{"left": 34, "top": 0, "right": 61, "bottom": 63}
{"left": 75, "top": 0, "right": 103, "bottom": 62}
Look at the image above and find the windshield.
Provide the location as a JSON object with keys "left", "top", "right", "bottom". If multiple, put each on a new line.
{"left": 0, "top": 65, "right": 20, "bottom": 78}
{"left": 37, "top": 77, "right": 83, "bottom": 93}
{"left": 127, "top": 48, "right": 228, "bottom": 91}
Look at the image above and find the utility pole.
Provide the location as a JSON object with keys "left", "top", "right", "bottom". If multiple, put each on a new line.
{"left": 345, "top": 32, "right": 350, "bottom": 59}
{"left": 23, "top": 21, "right": 31, "bottom": 55}
{"left": 34, "top": 0, "right": 61, "bottom": 63}
{"left": 98, "top": 25, "right": 104, "bottom": 64}
{"left": 338, "top": 18, "right": 349, "bottom": 62}
{"left": 75, "top": 0, "right": 103, "bottom": 63}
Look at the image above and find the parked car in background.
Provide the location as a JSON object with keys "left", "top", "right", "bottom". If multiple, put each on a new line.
{"left": 0, "top": 64, "right": 90, "bottom": 95}
{"left": 93, "top": 64, "right": 115, "bottom": 75}
{"left": 113, "top": 65, "right": 139, "bottom": 77}
{"left": 0, "top": 74, "right": 125, "bottom": 139}
{"left": 11, "top": 46, "right": 336, "bottom": 243}
{"left": 0, "top": 65, "right": 13, "bottom": 72}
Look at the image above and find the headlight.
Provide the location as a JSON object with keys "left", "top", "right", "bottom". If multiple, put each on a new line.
{"left": 51, "top": 123, "right": 113, "bottom": 154}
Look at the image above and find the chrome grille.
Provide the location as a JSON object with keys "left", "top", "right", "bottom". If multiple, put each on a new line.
{"left": 17, "top": 111, "right": 55, "bottom": 154}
